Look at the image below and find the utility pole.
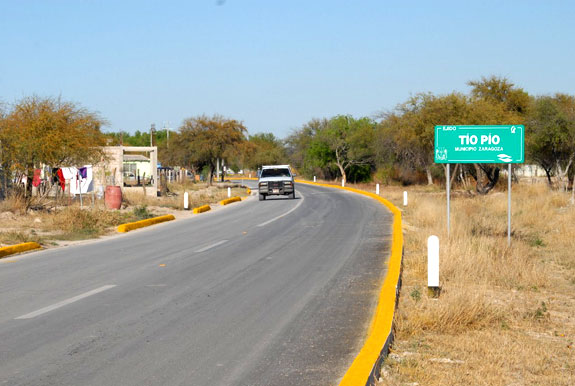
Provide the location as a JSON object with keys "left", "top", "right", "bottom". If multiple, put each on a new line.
{"left": 166, "top": 121, "right": 170, "bottom": 149}
{"left": 150, "top": 123, "right": 156, "bottom": 147}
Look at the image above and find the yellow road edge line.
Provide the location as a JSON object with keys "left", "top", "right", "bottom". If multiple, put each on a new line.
{"left": 117, "top": 214, "right": 176, "bottom": 233}
{"left": 295, "top": 180, "right": 403, "bottom": 386}
{"left": 0, "top": 242, "right": 42, "bottom": 259}
{"left": 192, "top": 204, "right": 211, "bottom": 214}
{"left": 220, "top": 196, "right": 242, "bottom": 206}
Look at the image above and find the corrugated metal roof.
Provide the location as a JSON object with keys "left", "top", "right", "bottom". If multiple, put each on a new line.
{"left": 123, "top": 155, "right": 150, "bottom": 162}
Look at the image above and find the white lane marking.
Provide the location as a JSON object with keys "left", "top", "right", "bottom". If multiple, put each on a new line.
{"left": 15, "top": 285, "right": 117, "bottom": 320}
{"left": 194, "top": 240, "right": 228, "bottom": 253}
{"left": 257, "top": 191, "right": 305, "bottom": 227}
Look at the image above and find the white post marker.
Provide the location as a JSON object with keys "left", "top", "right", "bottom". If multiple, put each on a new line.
{"left": 184, "top": 192, "right": 189, "bottom": 210}
{"left": 376, "top": 183, "right": 380, "bottom": 195}
{"left": 227, "top": 187, "right": 231, "bottom": 198}
{"left": 427, "top": 235, "right": 440, "bottom": 297}
{"left": 403, "top": 191, "right": 408, "bottom": 206}
{"left": 313, "top": 176, "right": 316, "bottom": 182}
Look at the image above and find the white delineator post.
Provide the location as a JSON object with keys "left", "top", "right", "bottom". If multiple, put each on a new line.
{"left": 376, "top": 183, "right": 380, "bottom": 195}
{"left": 184, "top": 192, "right": 189, "bottom": 210}
{"left": 427, "top": 235, "right": 440, "bottom": 297}
{"left": 403, "top": 191, "right": 408, "bottom": 206}
{"left": 313, "top": 176, "right": 316, "bottom": 182}
{"left": 227, "top": 187, "right": 231, "bottom": 198}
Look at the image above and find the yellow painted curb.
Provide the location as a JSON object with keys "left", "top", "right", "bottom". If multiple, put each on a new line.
{"left": 220, "top": 196, "right": 241, "bottom": 206}
{"left": 117, "top": 214, "right": 176, "bottom": 233}
{"left": 0, "top": 242, "right": 42, "bottom": 258}
{"left": 296, "top": 180, "right": 403, "bottom": 386}
{"left": 193, "top": 204, "right": 211, "bottom": 214}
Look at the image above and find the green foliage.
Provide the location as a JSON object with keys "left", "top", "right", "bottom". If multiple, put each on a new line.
{"left": 410, "top": 286, "right": 422, "bottom": 302}
{"left": 285, "top": 118, "right": 327, "bottom": 177}
{"left": 375, "top": 77, "right": 526, "bottom": 191}
{"left": 288, "top": 115, "right": 376, "bottom": 182}
{"left": 0, "top": 96, "right": 107, "bottom": 204}
{"left": 104, "top": 129, "right": 169, "bottom": 147}
{"left": 468, "top": 75, "right": 530, "bottom": 115}
{"left": 531, "top": 301, "right": 549, "bottom": 321}
{"left": 242, "top": 132, "right": 287, "bottom": 169}
{"left": 377, "top": 92, "right": 471, "bottom": 179}
{"left": 174, "top": 115, "right": 247, "bottom": 184}
{"left": 0, "top": 96, "right": 106, "bottom": 170}
{"left": 132, "top": 205, "right": 154, "bottom": 220}
{"left": 525, "top": 94, "right": 575, "bottom": 186}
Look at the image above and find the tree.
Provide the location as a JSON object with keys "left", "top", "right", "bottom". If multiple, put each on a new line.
{"left": 378, "top": 92, "right": 469, "bottom": 185}
{"left": 288, "top": 116, "right": 375, "bottom": 182}
{"left": 318, "top": 115, "right": 375, "bottom": 183}
{"left": 526, "top": 94, "right": 575, "bottom": 189}
{"left": 466, "top": 77, "right": 527, "bottom": 194}
{"left": 0, "top": 96, "right": 107, "bottom": 199}
{"left": 243, "top": 133, "right": 287, "bottom": 170}
{"left": 376, "top": 85, "right": 524, "bottom": 193}
{"left": 175, "top": 115, "right": 247, "bottom": 185}
{"left": 468, "top": 75, "right": 530, "bottom": 115}
{"left": 0, "top": 103, "right": 8, "bottom": 199}
{"left": 285, "top": 118, "right": 331, "bottom": 179}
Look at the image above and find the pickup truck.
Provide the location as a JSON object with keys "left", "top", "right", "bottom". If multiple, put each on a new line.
{"left": 258, "top": 165, "right": 296, "bottom": 201}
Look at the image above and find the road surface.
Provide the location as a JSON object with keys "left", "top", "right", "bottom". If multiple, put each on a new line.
{"left": 0, "top": 182, "right": 393, "bottom": 386}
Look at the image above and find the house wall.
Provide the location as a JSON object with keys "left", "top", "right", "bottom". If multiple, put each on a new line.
{"left": 93, "top": 146, "right": 158, "bottom": 197}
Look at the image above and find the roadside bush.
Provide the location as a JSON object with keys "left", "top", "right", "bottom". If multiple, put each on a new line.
{"left": 51, "top": 208, "right": 125, "bottom": 239}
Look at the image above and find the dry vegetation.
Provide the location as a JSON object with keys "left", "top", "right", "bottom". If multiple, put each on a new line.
{"left": 349, "top": 181, "right": 575, "bottom": 385}
{"left": 0, "top": 182, "right": 249, "bottom": 248}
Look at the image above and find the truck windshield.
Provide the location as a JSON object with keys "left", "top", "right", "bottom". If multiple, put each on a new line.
{"left": 261, "top": 168, "right": 291, "bottom": 178}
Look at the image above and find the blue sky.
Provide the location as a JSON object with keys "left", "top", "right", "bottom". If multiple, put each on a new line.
{"left": 1, "top": 0, "right": 574, "bottom": 138}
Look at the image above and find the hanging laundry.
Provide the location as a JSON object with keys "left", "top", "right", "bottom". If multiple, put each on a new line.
{"left": 56, "top": 169, "right": 65, "bottom": 191}
{"left": 61, "top": 167, "right": 76, "bottom": 180}
{"left": 32, "top": 169, "right": 42, "bottom": 187}
{"left": 69, "top": 165, "right": 93, "bottom": 194}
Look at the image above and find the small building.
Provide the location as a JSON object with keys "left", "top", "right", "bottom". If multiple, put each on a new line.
{"left": 123, "top": 154, "right": 154, "bottom": 186}
{"left": 93, "top": 146, "right": 158, "bottom": 196}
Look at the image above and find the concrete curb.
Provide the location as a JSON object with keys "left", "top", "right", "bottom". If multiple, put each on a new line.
{"left": 192, "top": 204, "right": 211, "bottom": 214}
{"left": 0, "top": 242, "right": 42, "bottom": 259}
{"left": 117, "top": 214, "right": 176, "bottom": 233}
{"left": 219, "top": 196, "right": 241, "bottom": 206}
{"left": 294, "top": 180, "right": 403, "bottom": 386}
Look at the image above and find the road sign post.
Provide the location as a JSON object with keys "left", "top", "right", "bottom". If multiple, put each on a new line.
{"left": 434, "top": 125, "right": 524, "bottom": 245}
{"left": 446, "top": 164, "right": 450, "bottom": 236}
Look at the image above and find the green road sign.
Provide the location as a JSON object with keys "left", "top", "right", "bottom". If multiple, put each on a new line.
{"left": 434, "top": 125, "right": 524, "bottom": 163}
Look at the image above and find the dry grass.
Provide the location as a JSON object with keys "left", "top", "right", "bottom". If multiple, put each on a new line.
{"left": 0, "top": 182, "right": 250, "bottom": 247}
{"left": 0, "top": 193, "right": 28, "bottom": 215}
{"left": 345, "top": 182, "right": 575, "bottom": 385}
{"left": 123, "top": 182, "right": 248, "bottom": 210}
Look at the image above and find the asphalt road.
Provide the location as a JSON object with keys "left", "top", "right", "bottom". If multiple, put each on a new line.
{"left": 0, "top": 182, "right": 393, "bottom": 386}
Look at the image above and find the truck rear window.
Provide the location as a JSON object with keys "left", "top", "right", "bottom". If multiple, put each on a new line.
{"left": 261, "top": 168, "right": 291, "bottom": 178}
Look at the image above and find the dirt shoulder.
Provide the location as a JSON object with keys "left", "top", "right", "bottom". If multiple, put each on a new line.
{"left": 350, "top": 183, "right": 575, "bottom": 386}
{"left": 0, "top": 182, "right": 251, "bottom": 251}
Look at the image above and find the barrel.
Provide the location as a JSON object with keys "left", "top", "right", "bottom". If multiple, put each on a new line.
{"left": 105, "top": 185, "right": 122, "bottom": 210}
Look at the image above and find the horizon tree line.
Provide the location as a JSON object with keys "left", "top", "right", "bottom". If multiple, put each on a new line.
{"left": 1, "top": 75, "right": 574, "bottom": 201}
